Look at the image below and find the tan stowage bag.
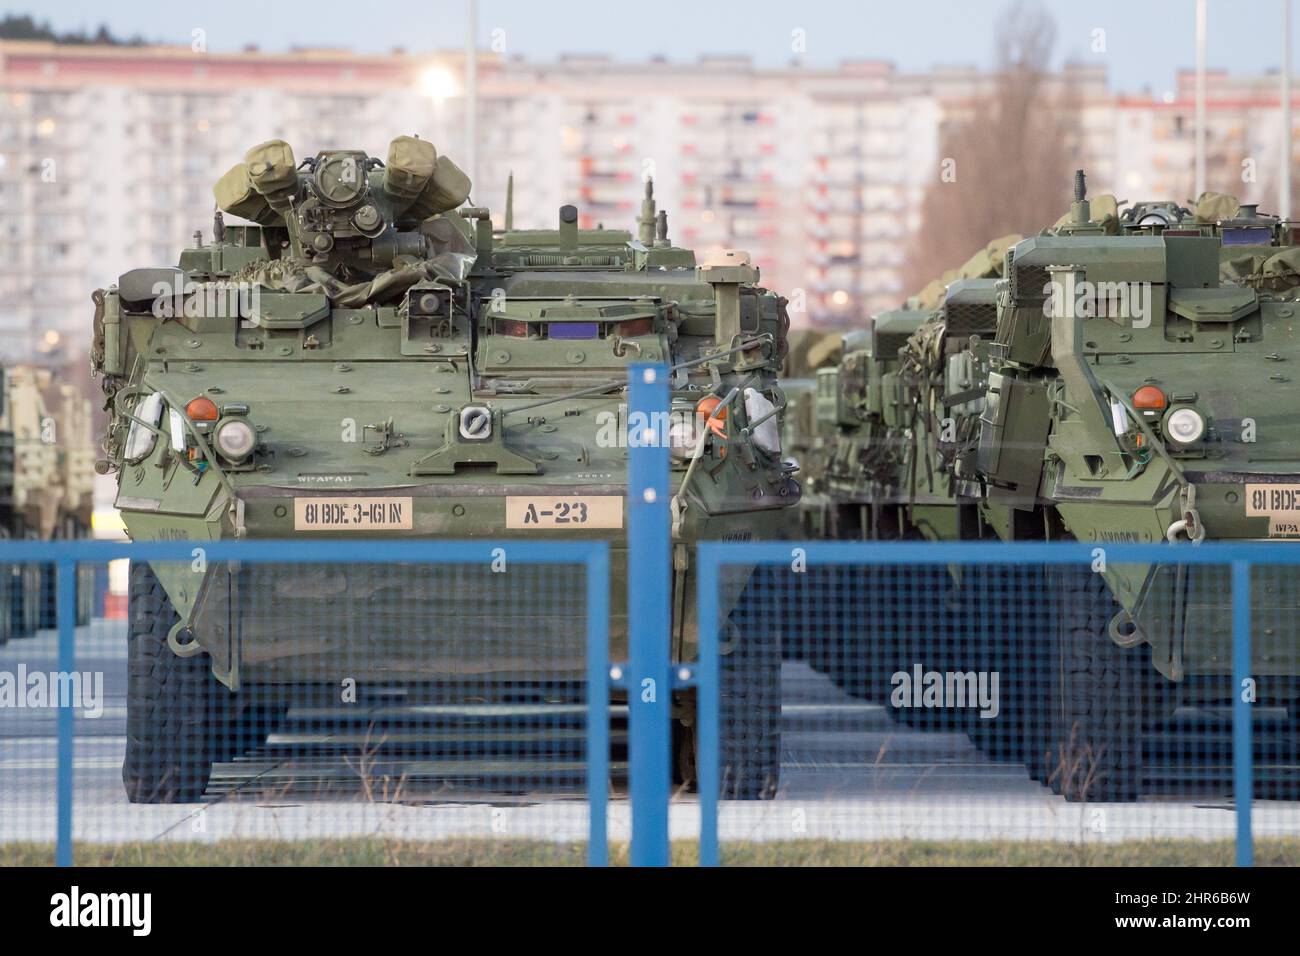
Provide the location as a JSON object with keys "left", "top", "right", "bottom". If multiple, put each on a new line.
{"left": 244, "top": 139, "right": 298, "bottom": 196}
{"left": 213, "top": 163, "right": 280, "bottom": 224}
{"left": 384, "top": 135, "right": 438, "bottom": 201}
{"left": 405, "top": 154, "right": 472, "bottom": 220}
{"left": 1194, "top": 191, "right": 1241, "bottom": 224}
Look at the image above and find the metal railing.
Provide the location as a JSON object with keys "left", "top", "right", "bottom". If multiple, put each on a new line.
{"left": 5, "top": 362, "right": 1296, "bottom": 867}
{"left": 693, "top": 540, "right": 1300, "bottom": 867}
{"left": 0, "top": 539, "right": 610, "bottom": 866}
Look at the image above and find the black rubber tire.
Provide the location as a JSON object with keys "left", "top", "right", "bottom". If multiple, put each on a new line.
{"left": 880, "top": 562, "right": 978, "bottom": 734}
{"left": 123, "top": 562, "right": 230, "bottom": 804}
{"left": 672, "top": 716, "right": 697, "bottom": 789}
{"left": 821, "top": 567, "right": 876, "bottom": 701}
{"left": 1043, "top": 565, "right": 1165, "bottom": 802}
{"left": 820, "top": 565, "right": 913, "bottom": 709}
{"left": 0, "top": 564, "right": 11, "bottom": 646}
{"left": 76, "top": 563, "right": 95, "bottom": 627}
{"left": 962, "top": 564, "right": 1051, "bottom": 766}
{"left": 718, "top": 586, "right": 782, "bottom": 800}
{"left": 13, "top": 563, "right": 39, "bottom": 638}
{"left": 38, "top": 561, "right": 56, "bottom": 630}
{"left": 37, "top": 561, "right": 93, "bottom": 628}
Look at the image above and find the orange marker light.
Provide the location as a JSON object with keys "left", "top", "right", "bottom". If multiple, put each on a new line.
{"left": 185, "top": 396, "right": 220, "bottom": 421}
{"left": 695, "top": 396, "right": 729, "bottom": 439}
{"left": 1131, "top": 385, "right": 1167, "bottom": 411}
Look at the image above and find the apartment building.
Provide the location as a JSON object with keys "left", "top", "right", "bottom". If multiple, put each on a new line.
{"left": 0, "top": 39, "right": 1291, "bottom": 363}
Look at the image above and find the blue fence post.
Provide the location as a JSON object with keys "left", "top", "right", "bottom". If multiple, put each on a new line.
{"left": 1231, "top": 560, "right": 1253, "bottom": 867}
{"left": 586, "top": 543, "right": 610, "bottom": 867}
{"left": 56, "top": 558, "right": 76, "bottom": 867}
{"left": 627, "top": 363, "right": 671, "bottom": 866}
{"left": 697, "top": 545, "right": 720, "bottom": 867}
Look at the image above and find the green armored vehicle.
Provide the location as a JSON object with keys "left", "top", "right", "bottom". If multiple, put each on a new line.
{"left": 91, "top": 138, "right": 798, "bottom": 802}
{"left": 0, "top": 366, "right": 28, "bottom": 644}
{"left": 817, "top": 309, "right": 931, "bottom": 540}
{"left": 776, "top": 378, "right": 832, "bottom": 537}
{"left": 810, "top": 231, "right": 1020, "bottom": 544}
{"left": 0, "top": 365, "right": 96, "bottom": 643}
{"left": 803, "top": 287, "right": 1011, "bottom": 722}
{"left": 972, "top": 173, "right": 1300, "bottom": 799}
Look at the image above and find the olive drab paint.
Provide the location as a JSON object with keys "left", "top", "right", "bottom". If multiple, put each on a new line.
{"left": 90, "top": 140, "right": 799, "bottom": 692}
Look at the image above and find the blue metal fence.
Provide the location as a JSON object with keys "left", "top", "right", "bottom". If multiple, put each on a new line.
{"left": 692, "top": 540, "right": 1300, "bottom": 868}
{"left": 626, "top": 365, "right": 672, "bottom": 867}
{"left": 4, "top": 360, "right": 1296, "bottom": 868}
{"left": 0, "top": 538, "right": 609, "bottom": 866}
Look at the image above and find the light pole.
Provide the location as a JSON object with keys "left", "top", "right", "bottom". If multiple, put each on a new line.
{"left": 465, "top": 0, "right": 478, "bottom": 191}
{"left": 1283, "top": 0, "right": 1293, "bottom": 219}
{"left": 1195, "top": 0, "right": 1207, "bottom": 198}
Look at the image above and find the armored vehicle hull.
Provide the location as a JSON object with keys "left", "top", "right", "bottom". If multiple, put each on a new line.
{"left": 967, "top": 179, "right": 1300, "bottom": 799}
{"left": 0, "top": 365, "right": 95, "bottom": 642}
{"left": 94, "top": 140, "right": 798, "bottom": 802}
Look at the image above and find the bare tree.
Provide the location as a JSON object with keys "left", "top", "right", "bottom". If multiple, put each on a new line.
{"left": 901, "top": 1, "right": 1081, "bottom": 292}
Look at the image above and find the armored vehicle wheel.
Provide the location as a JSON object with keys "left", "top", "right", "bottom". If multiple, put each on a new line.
{"left": 38, "top": 562, "right": 56, "bottom": 630}
{"left": 883, "top": 563, "right": 979, "bottom": 734}
{"left": 0, "top": 565, "right": 11, "bottom": 646}
{"left": 10, "top": 562, "right": 40, "bottom": 638}
{"left": 821, "top": 567, "right": 894, "bottom": 704}
{"left": 961, "top": 565, "right": 1052, "bottom": 767}
{"left": 1042, "top": 566, "right": 1166, "bottom": 802}
{"left": 123, "top": 562, "right": 232, "bottom": 804}
{"left": 719, "top": 618, "right": 782, "bottom": 799}
{"left": 224, "top": 700, "right": 288, "bottom": 760}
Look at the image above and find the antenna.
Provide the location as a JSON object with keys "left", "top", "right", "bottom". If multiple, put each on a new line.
{"left": 505, "top": 170, "right": 514, "bottom": 231}
{"left": 638, "top": 177, "right": 657, "bottom": 245}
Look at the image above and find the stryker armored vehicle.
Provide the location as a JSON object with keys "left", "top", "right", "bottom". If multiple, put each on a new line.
{"left": 802, "top": 286, "right": 1014, "bottom": 722}
{"left": 0, "top": 366, "right": 28, "bottom": 644}
{"left": 822, "top": 271, "right": 1006, "bottom": 566}
{"left": 776, "top": 378, "right": 832, "bottom": 537}
{"left": 91, "top": 139, "right": 798, "bottom": 803}
{"left": 968, "top": 172, "right": 1300, "bottom": 799}
{"left": 0, "top": 365, "right": 95, "bottom": 643}
{"left": 787, "top": 247, "right": 1014, "bottom": 720}
{"left": 810, "top": 232, "right": 1019, "bottom": 544}
{"left": 816, "top": 309, "right": 930, "bottom": 540}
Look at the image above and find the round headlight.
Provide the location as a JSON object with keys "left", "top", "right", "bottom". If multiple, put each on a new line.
{"left": 667, "top": 410, "right": 700, "bottom": 460}
{"left": 1163, "top": 406, "right": 1205, "bottom": 445}
{"left": 215, "top": 418, "right": 256, "bottom": 460}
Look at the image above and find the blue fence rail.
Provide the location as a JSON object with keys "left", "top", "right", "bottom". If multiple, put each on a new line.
{"left": 0, "top": 538, "right": 609, "bottom": 866}
{"left": 694, "top": 539, "right": 1299, "bottom": 868}
{"left": 2, "top": 360, "right": 1295, "bottom": 867}
{"left": 4, "top": 537, "right": 1285, "bottom": 867}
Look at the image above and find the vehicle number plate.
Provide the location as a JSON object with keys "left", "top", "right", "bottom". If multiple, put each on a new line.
{"left": 506, "top": 495, "right": 623, "bottom": 529}
{"left": 294, "top": 497, "right": 413, "bottom": 531}
{"left": 1244, "top": 483, "right": 1300, "bottom": 537}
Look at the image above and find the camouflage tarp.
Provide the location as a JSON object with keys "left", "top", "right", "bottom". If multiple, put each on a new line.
{"left": 907, "top": 233, "right": 1021, "bottom": 311}
{"left": 802, "top": 332, "right": 845, "bottom": 372}
{"left": 231, "top": 255, "right": 472, "bottom": 308}
{"left": 1221, "top": 246, "right": 1300, "bottom": 291}
{"left": 1194, "top": 191, "right": 1241, "bottom": 224}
